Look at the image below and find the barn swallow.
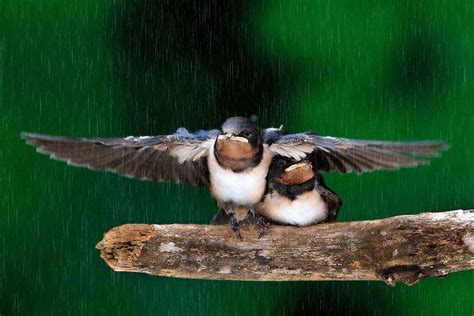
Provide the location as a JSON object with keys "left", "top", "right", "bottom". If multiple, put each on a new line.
{"left": 257, "top": 156, "right": 341, "bottom": 226}
{"left": 22, "top": 116, "right": 448, "bottom": 236}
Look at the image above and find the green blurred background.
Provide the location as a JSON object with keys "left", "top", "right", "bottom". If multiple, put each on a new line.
{"left": 2, "top": 0, "right": 474, "bottom": 315}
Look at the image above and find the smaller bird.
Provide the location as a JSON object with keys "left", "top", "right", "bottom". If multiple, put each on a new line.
{"left": 257, "top": 155, "right": 342, "bottom": 226}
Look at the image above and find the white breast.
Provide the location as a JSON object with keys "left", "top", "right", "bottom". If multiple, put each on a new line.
{"left": 258, "top": 189, "right": 328, "bottom": 226}
{"left": 208, "top": 144, "right": 273, "bottom": 206}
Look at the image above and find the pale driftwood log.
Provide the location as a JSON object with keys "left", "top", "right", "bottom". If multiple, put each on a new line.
{"left": 96, "top": 210, "right": 474, "bottom": 285}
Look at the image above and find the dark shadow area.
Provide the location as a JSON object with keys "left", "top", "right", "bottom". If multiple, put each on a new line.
{"left": 279, "top": 283, "right": 377, "bottom": 316}
{"left": 109, "top": 0, "right": 322, "bottom": 132}
{"left": 386, "top": 22, "right": 454, "bottom": 103}
{"left": 0, "top": 265, "right": 36, "bottom": 315}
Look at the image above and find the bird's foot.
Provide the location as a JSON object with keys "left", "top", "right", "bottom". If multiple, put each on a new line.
{"left": 254, "top": 213, "right": 270, "bottom": 238}
{"left": 229, "top": 215, "right": 243, "bottom": 240}
{"left": 240, "top": 210, "right": 269, "bottom": 238}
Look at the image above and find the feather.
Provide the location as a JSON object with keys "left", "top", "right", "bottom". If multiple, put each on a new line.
{"left": 22, "top": 130, "right": 216, "bottom": 186}
{"left": 269, "top": 133, "right": 448, "bottom": 174}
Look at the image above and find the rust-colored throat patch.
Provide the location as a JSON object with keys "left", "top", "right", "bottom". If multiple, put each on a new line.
{"left": 277, "top": 163, "right": 314, "bottom": 185}
{"left": 216, "top": 138, "right": 257, "bottom": 161}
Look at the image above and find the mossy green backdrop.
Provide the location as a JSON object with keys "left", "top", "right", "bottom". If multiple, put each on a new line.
{"left": 2, "top": 1, "right": 474, "bottom": 315}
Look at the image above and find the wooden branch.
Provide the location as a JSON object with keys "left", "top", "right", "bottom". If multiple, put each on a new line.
{"left": 96, "top": 210, "right": 474, "bottom": 285}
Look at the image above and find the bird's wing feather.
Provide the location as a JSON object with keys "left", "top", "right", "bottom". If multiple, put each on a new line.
{"left": 22, "top": 129, "right": 218, "bottom": 186}
{"left": 270, "top": 133, "right": 448, "bottom": 173}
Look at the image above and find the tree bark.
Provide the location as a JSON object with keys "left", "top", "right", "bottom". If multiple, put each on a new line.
{"left": 96, "top": 209, "right": 474, "bottom": 285}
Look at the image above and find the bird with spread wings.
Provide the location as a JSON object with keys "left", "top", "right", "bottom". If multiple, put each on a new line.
{"left": 22, "top": 116, "right": 448, "bottom": 235}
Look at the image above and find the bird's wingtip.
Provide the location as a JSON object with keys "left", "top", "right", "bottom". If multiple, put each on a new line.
{"left": 20, "top": 131, "right": 32, "bottom": 139}
{"left": 21, "top": 131, "right": 49, "bottom": 140}
{"left": 431, "top": 141, "right": 450, "bottom": 157}
{"left": 21, "top": 132, "right": 72, "bottom": 143}
{"left": 21, "top": 132, "right": 49, "bottom": 146}
{"left": 21, "top": 132, "right": 39, "bottom": 145}
{"left": 21, "top": 132, "right": 64, "bottom": 147}
{"left": 440, "top": 142, "right": 450, "bottom": 151}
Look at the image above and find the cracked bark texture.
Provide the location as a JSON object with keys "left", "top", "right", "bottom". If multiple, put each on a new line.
{"left": 96, "top": 209, "right": 474, "bottom": 285}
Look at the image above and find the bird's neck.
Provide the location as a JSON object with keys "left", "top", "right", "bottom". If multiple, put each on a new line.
{"left": 213, "top": 142, "right": 264, "bottom": 172}
{"left": 272, "top": 178, "right": 316, "bottom": 200}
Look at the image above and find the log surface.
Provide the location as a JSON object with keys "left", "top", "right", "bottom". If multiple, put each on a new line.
{"left": 96, "top": 210, "right": 474, "bottom": 285}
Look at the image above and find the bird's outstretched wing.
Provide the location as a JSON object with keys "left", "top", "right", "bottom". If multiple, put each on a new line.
{"left": 22, "top": 128, "right": 219, "bottom": 186}
{"left": 269, "top": 133, "right": 448, "bottom": 173}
